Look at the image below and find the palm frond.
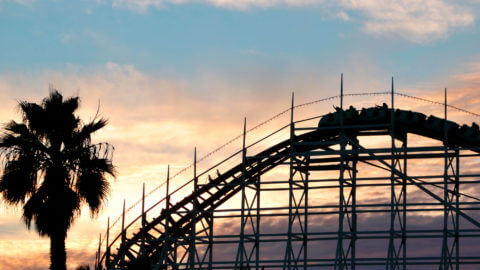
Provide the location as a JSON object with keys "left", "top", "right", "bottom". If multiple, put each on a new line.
{"left": 92, "top": 143, "right": 115, "bottom": 161}
{"left": 70, "top": 118, "right": 108, "bottom": 146}
{"left": 0, "top": 157, "right": 38, "bottom": 205}
{"left": 75, "top": 156, "right": 115, "bottom": 216}
{"left": 43, "top": 90, "right": 63, "bottom": 111}
{"left": 76, "top": 171, "right": 110, "bottom": 216}
{"left": 63, "top": 96, "right": 80, "bottom": 115}
{"left": 0, "top": 121, "right": 48, "bottom": 171}
{"left": 4, "top": 120, "right": 30, "bottom": 135}
{"left": 1, "top": 121, "right": 47, "bottom": 150}
{"left": 23, "top": 190, "right": 43, "bottom": 230}
{"left": 18, "top": 102, "right": 46, "bottom": 136}
{"left": 85, "top": 157, "right": 116, "bottom": 175}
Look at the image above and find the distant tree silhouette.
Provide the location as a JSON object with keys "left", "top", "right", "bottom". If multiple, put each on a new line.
{"left": 0, "top": 90, "right": 116, "bottom": 270}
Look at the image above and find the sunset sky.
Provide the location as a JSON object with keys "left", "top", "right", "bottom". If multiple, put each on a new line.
{"left": 1, "top": 0, "right": 480, "bottom": 269}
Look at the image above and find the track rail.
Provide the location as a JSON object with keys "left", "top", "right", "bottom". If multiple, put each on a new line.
{"left": 99, "top": 104, "right": 480, "bottom": 269}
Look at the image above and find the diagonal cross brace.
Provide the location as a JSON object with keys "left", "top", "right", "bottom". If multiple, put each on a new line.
{"left": 345, "top": 137, "right": 480, "bottom": 229}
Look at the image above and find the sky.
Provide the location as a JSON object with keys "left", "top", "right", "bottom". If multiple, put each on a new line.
{"left": 1, "top": 0, "right": 480, "bottom": 269}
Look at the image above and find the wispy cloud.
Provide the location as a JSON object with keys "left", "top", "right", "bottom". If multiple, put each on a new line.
{"left": 110, "top": 0, "right": 475, "bottom": 43}
{"left": 343, "top": 0, "right": 474, "bottom": 43}
{"left": 112, "top": 0, "right": 328, "bottom": 12}
{"left": 112, "top": 0, "right": 165, "bottom": 12}
{"left": 4, "top": 0, "right": 475, "bottom": 43}
{"left": 0, "top": 214, "right": 97, "bottom": 270}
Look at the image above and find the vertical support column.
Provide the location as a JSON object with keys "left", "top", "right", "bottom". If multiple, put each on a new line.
{"left": 159, "top": 166, "right": 172, "bottom": 267}
{"left": 304, "top": 157, "right": 310, "bottom": 270}
{"left": 349, "top": 142, "right": 358, "bottom": 270}
{"left": 337, "top": 136, "right": 357, "bottom": 270}
{"left": 120, "top": 200, "right": 126, "bottom": 266}
{"left": 235, "top": 118, "right": 261, "bottom": 270}
{"left": 256, "top": 175, "right": 261, "bottom": 270}
{"left": 335, "top": 73, "right": 347, "bottom": 270}
{"left": 441, "top": 87, "right": 450, "bottom": 270}
{"left": 401, "top": 138, "right": 407, "bottom": 270}
{"left": 332, "top": 75, "right": 358, "bottom": 270}
{"left": 440, "top": 88, "right": 460, "bottom": 270}
{"left": 141, "top": 183, "right": 146, "bottom": 255}
{"left": 387, "top": 77, "right": 397, "bottom": 270}
{"left": 284, "top": 134, "right": 310, "bottom": 268}
{"left": 284, "top": 92, "right": 295, "bottom": 270}
{"left": 106, "top": 217, "right": 110, "bottom": 269}
{"left": 455, "top": 150, "right": 460, "bottom": 270}
{"left": 284, "top": 155, "right": 310, "bottom": 269}
{"left": 158, "top": 166, "right": 171, "bottom": 267}
{"left": 334, "top": 75, "right": 357, "bottom": 270}
{"left": 236, "top": 118, "right": 248, "bottom": 269}
{"left": 386, "top": 77, "right": 407, "bottom": 270}
{"left": 167, "top": 166, "right": 175, "bottom": 269}
{"left": 442, "top": 87, "right": 449, "bottom": 270}
{"left": 394, "top": 80, "right": 407, "bottom": 269}
{"left": 188, "top": 148, "right": 198, "bottom": 269}
{"left": 122, "top": 200, "right": 126, "bottom": 244}
{"left": 208, "top": 200, "right": 214, "bottom": 270}
{"left": 96, "top": 233, "right": 102, "bottom": 269}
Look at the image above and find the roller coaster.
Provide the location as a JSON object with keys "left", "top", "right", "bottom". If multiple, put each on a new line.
{"left": 95, "top": 81, "right": 480, "bottom": 269}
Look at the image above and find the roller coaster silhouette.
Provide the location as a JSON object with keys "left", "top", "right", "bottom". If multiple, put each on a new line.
{"left": 95, "top": 81, "right": 480, "bottom": 269}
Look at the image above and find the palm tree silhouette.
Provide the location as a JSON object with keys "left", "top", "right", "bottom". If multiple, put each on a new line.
{"left": 0, "top": 90, "right": 116, "bottom": 270}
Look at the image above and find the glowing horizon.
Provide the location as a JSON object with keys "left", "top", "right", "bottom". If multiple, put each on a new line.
{"left": 1, "top": 0, "right": 480, "bottom": 269}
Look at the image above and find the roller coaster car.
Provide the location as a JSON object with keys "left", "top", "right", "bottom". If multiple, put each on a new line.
{"left": 395, "top": 109, "right": 426, "bottom": 126}
{"left": 316, "top": 103, "right": 480, "bottom": 147}
{"left": 457, "top": 122, "right": 480, "bottom": 144}
{"left": 318, "top": 105, "right": 359, "bottom": 126}
{"left": 423, "top": 115, "right": 459, "bottom": 137}
{"left": 318, "top": 103, "right": 393, "bottom": 127}
{"left": 359, "top": 103, "right": 389, "bottom": 124}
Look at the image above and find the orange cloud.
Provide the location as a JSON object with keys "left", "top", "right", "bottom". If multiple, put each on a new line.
{"left": 1, "top": 60, "right": 480, "bottom": 268}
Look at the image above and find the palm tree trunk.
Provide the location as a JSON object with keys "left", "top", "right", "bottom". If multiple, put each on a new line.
{"left": 50, "top": 231, "right": 67, "bottom": 270}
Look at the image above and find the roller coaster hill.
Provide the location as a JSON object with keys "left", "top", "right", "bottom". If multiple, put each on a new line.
{"left": 95, "top": 83, "right": 480, "bottom": 269}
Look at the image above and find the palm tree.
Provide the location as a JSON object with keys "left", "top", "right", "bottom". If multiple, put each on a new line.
{"left": 0, "top": 90, "right": 116, "bottom": 270}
